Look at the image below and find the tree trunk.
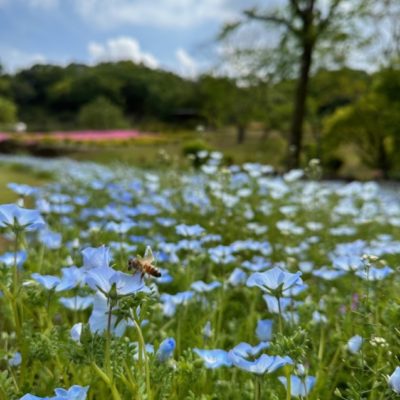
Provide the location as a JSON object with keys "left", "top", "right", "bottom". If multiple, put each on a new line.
{"left": 377, "top": 137, "right": 389, "bottom": 179}
{"left": 237, "top": 124, "right": 246, "bottom": 144}
{"left": 287, "top": 42, "right": 313, "bottom": 169}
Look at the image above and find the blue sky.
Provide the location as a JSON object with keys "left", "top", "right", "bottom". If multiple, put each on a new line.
{"left": 0, "top": 0, "right": 263, "bottom": 76}
{"left": 0, "top": 0, "right": 393, "bottom": 77}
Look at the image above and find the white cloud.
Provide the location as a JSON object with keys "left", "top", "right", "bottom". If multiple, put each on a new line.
{"left": 75, "top": 0, "right": 256, "bottom": 29}
{"left": 175, "top": 48, "right": 197, "bottom": 78}
{"left": 0, "top": 48, "right": 47, "bottom": 72}
{"left": 88, "top": 36, "right": 159, "bottom": 69}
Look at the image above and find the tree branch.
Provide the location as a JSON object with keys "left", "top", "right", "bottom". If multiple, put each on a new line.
{"left": 244, "top": 8, "right": 299, "bottom": 35}
{"left": 318, "top": 0, "right": 342, "bottom": 33}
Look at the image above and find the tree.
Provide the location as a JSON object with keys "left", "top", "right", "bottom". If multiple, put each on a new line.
{"left": 323, "top": 93, "right": 396, "bottom": 178}
{"left": 0, "top": 96, "right": 17, "bottom": 125}
{"left": 222, "top": 0, "right": 371, "bottom": 168}
{"left": 78, "top": 97, "right": 129, "bottom": 130}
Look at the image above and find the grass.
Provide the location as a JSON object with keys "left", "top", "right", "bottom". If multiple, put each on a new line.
{"left": 0, "top": 163, "right": 52, "bottom": 203}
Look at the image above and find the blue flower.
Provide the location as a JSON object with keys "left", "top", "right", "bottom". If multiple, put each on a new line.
{"left": 193, "top": 349, "right": 232, "bottom": 369}
{"left": 86, "top": 267, "right": 148, "bottom": 296}
{"left": 89, "top": 292, "right": 132, "bottom": 337}
{"left": 81, "top": 246, "right": 111, "bottom": 270}
{"left": 231, "top": 342, "right": 270, "bottom": 358}
{"left": 39, "top": 229, "right": 62, "bottom": 250}
{"left": 70, "top": 323, "right": 83, "bottom": 342}
{"left": 278, "top": 375, "right": 316, "bottom": 397}
{"left": 389, "top": 367, "right": 400, "bottom": 393}
{"left": 20, "top": 385, "right": 89, "bottom": 400}
{"left": 0, "top": 251, "right": 26, "bottom": 268}
{"left": 156, "top": 338, "right": 176, "bottom": 362}
{"left": 228, "top": 351, "right": 293, "bottom": 375}
{"left": 228, "top": 268, "right": 247, "bottom": 286}
{"left": 347, "top": 335, "right": 363, "bottom": 354}
{"left": 263, "top": 295, "right": 293, "bottom": 314}
{"left": 31, "top": 273, "right": 61, "bottom": 290}
{"left": 9, "top": 351, "right": 22, "bottom": 367}
{"left": 202, "top": 321, "right": 212, "bottom": 339}
{"left": 56, "top": 267, "right": 86, "bottom": 291}
{"left": 176, "top": 224, "right": 205, "bottom": 237}
{"left": 191, "top": 280, "right": 221, "bottom": 293}
{"left": 53, "top": 385, "right": 89, "bottom": 400}
{"left": 355, "top": 266, "right": 393, "bottom": 281}
{"left": 0, "top": 204, "right": 45, "bottom": 231}
{"left": 256, "top": 319, "right": 273, "bottom": 342}
{"left": 59, "top": 296, "right": 93, "bottom": 311}
{"left": 160, "top": 291, "right": 194, "bottom": 317}
{"left": 247, "top": 267, "right": 303, "bottom": 297}
{"left": 7, "top": 183, "right": 37, "bottom": 197}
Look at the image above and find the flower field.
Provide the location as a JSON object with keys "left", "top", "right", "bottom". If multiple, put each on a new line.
{"left": 1, "top": 154, "right": 400, "bottom": 399}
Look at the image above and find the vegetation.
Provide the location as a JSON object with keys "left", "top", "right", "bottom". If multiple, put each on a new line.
{"left": 1, "top": 157, "right": 400, "bottom": 399}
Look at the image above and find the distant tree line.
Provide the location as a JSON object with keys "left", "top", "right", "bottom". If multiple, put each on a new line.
{"left": 0, "top": 57, "right": 399, "bottom": 176}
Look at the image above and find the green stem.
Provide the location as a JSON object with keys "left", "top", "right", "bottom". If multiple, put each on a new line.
{"left": 254, "top": 376, "right": 262, "bottom": 400}
{"left": 105, "top": 300, "right": 113, "bottom": 374}
{"left": 92, "top": 362, "right": 122, "bottom": 400}
{"left": 133, "top": 315, "right": 152, "bottom": 400}
{"left": 277, "top": 296, "right": 283, "bottom": 334}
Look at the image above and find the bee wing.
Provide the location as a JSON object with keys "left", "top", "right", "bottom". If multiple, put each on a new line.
{"left": 143, "top": 246, "right": 155, "bottom": 263}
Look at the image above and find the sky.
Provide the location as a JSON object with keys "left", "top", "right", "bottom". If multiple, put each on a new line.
{"left": 0, "top": 0, "right": 395, "bottom": 77}
{"left": 0, "top": 0, "right": 266, "bottom": 77}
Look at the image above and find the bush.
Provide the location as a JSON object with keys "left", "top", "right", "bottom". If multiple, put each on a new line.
{"left": 78, "top": 97, "right": 129, "bottom": 130}
{"left": 182, "top": 139, "right": 212, "bottom": 168}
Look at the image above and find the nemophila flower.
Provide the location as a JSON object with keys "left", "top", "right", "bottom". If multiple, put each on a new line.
{"left": 56, "top": 267, "right": 86, "bottom": 291}
{"left": 0, "top": 204, "right": 45, "bottom": 231}
{"left": 208, "top": 245, "right": 236, "bottom": 264}
{"left": 312, "top": 311, "right": 328, "bottom": 324}
{"left": 89, "top": 292, "right": 132, "bottom": 336}
{"left": 313, "top": 267, "right": 346, "bottom": 281}
{"left": 228, "top": 268, "right": 247, "bottom": 286}
{"left": 53, "top": 385, "right": 89, "bottom": 400}
{"left": 263, "top": 295, "right": 293, "bottom": 314}
{"left": 8, "top": 183, "right": 37, "bottom": 197}
{"left": 160, "top": 291, "right": 194, "bottom": 317}
{"left": 156, "top": 338, "right": 176, "bottom": 362}
{"left": 242, "top": 257, "right": 271, "bottom": 272}
{"left": 59, "top": 296, "right": 93, "bottom": 311}
{"left": 355, "top": 266, "right": 393, "bottom": 281}
{"left": 39, "top": 229, "right": 62, "bottom": 250}
{"left": 278, "top": 375, "right": 316, "bottom": 397}
{"left": 202, "top": 321, "right": 212, "bottom": 339}
{"left": 231, "top": 342, "right": 270, "bottom": 358}
{"left": 228, "top": 351, "right": 293, "bottom": 375}
{"left": 81, "top": 246, "right": 111, "bottom": 270}
{"left": 86, "top": 267, "right": 148, "bottom": 297}
{"left": 193, "top": 349, "right": 232, "bottom": 369}
{"left": 31, "top": 273, "right": 61, "bottom": 290}
{"left": 256, "top": 319, "right": 273, "bottom": 342}
{"left": 176, "top": 224, "right": 205, "bottom": 237}
{"left": 8, "top": 351, "right": 22, "bottom": 367}
{"left": 20, "top": 385, "right": 89, "bottom": 400}
{"left": 389, "top": 367, "right": 400, "bottom": 393}
{"left": 347, "top": 335, "right": 363, "bottom": 354}
{"left": 247, "top": 267, "right": 303, "bottom": 297}
{"left": 0, "top": 250, "right": 26, "bottom": 268}
{"left": 191, "top": 280, "right": 221, "bottom": 293}
{"left": 70, "top": 323, "right": 83, "bottom": 342}
{"left": 105, "top": 221, "right": 135, "bottom": 234}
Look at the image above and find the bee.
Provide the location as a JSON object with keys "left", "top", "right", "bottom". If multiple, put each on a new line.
{"left": 128, "top": 246, "right": 161, "bottom": 278}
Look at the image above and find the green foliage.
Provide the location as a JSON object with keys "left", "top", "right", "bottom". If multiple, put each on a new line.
{"left": 78, "top": 96, "right": 129, "bottom": 130}
{"left": 0, "top": 96, "right": 17, "bottom": 124}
